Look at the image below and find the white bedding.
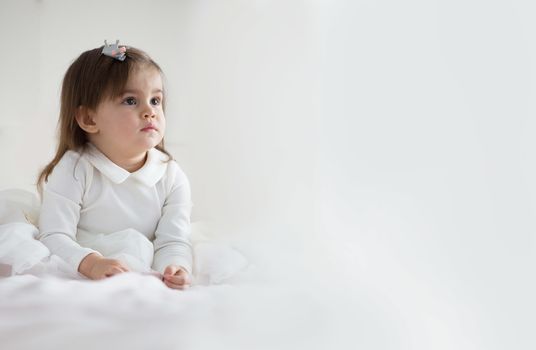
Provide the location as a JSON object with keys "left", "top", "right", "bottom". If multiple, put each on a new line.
{"left": 0, "top": 189, "right": 281, "bottom": 349}
{"left": 0, "top": 188, "right": 500, "bottom": 350}
{"left": 0, "top": 273, "right": 334, "bottom": 350}
{"left": 0, "top": 189, "right": 384, "bottom": 350}
{"left": 0, "top": 189, "right": 372, "bottom": 350}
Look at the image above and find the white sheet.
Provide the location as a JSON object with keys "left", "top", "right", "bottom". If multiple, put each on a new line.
{"left": 0, "top": 271, "right": 354, "bottom": 350}
{"left": 0, "top": 189, "right": 383, "bottom": 350}
{"left": 0, "top": 189, "right": 461, "bottom": 350}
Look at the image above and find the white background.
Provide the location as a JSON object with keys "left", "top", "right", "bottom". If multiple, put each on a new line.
{"left": 1, "top": 0, "right": 535, "bottom": 348}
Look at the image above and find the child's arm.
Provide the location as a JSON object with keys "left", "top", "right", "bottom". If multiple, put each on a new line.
{"left": 37, "top": 152, "right": 103, "bottom": 275}
{"left": 152, "top": 164, "right": 193, "bottom": 282}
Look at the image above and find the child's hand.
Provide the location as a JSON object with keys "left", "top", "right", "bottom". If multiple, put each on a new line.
{"left": 79, "top": 253, "right": 130, "bottom": 280}
{"left": 162, "top": 265, "right": 191, "bottom": 290}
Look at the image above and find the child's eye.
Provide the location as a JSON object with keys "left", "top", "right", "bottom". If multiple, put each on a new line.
{"left": 151, "top": 97, "right": 161, "bottom": 106}
{"left": 122, "top": 97, "right": 137, "bottom": 105}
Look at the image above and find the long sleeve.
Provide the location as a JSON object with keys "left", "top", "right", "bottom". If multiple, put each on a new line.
{"left": 37, "top": 152, "right": 98, "bottom": 271}
{"left": 152, "top": 166, "right": 193, "bottom": 274}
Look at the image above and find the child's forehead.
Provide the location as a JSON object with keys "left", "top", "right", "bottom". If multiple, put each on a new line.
{"left": 122, "top": 66, "right": 163, "bottom": 90}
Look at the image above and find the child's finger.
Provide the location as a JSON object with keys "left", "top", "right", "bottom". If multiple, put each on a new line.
{"left": 164, "top": 274, "right": 186, "bottom": 285}
{"left": 164, "top": 278, "right": 190, "bottom": 290}
{"left": 163, "top": 265, "right": 178, "bottom": 276}
{"left": 105, "top": 267, "right": 123, "bottom": 277}
{"left": 114, "top": 260, "right": 130, "bottom": 272}
{"left": 176, "top": 270, "right": 191, "bottom": 285}
{"left": 110, "top": 264, "right": 130, "bottom": 276}
{"left": 163, "top": 273, "right": 189, "bottom": 287}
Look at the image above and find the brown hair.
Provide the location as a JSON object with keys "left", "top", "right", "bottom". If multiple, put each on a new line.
{"left": 37, "top": 45, "right": 172, "bottom": 194}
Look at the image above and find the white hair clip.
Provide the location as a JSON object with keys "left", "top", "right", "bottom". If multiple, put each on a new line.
{"left": 102, "top": 40, "right": 127, "bottom": 61}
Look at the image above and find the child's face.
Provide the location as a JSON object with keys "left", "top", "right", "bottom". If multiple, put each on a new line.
{"left": 89, "top": 66, "right": 166, "bottom": 158}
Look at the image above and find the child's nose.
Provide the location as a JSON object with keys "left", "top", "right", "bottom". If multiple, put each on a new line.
{"left": 142, "top": 105, "right": 156, "bottom": 119}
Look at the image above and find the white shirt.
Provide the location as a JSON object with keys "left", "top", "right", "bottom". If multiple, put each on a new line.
{"left": 38, "top": 143, "right": 193, "bottom": 274}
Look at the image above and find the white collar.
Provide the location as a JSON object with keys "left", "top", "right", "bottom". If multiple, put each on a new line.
{"left": 84, "top": 143, "right": 168, "bottom": 187}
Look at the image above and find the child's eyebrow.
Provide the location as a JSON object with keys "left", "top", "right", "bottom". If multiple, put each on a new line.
{"left": 121, "top": 89, "right": 163, "bottom": 94}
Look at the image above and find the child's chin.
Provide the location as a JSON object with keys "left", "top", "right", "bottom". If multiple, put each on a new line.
{"left": 138, "top": 138, "right": 163, "bottom": 150}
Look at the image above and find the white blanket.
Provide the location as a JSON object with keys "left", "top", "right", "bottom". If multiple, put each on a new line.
{"left": 0, "top": 189, "right": 450, "bottom": 350}
{"left": 0, "top": 272, "right": 356, "bottom": 350}
{"left": 0, "top": 189, "right": 359, "bottom": 350}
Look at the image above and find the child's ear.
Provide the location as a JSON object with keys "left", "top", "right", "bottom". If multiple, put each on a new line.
{"left": 75, "top": 106, "right": 99, "bottom": 134}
